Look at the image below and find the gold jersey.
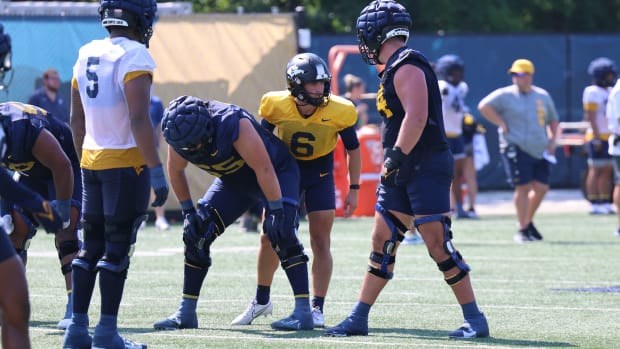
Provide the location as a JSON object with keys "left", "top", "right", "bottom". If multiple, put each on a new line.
{"left": 259, "top": 91, "right": 357, "bottom": 160}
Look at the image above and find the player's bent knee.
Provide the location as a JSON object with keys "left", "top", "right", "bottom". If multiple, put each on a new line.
{"left": 97, "top": 255, "right": 130, "bottom": 275}
{"left": 416, "top": 214, "right": 470, "bottom": 285}
{"left": 367, "top": 251, "right": 395, "bottom": 279}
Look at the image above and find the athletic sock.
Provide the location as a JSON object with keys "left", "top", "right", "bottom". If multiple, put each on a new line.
{"left": 256, "top": 285, "right": 270, "bottom": 305}
{"left": 312, "top": 296, "right": 325, "bottom": 312}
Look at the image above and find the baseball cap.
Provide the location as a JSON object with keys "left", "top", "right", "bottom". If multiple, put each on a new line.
{"left": 508, "top": 59, "right": 535, "bottom": 75}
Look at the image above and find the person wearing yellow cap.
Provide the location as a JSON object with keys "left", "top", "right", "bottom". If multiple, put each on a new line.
{"left": 478, "top": 58, "right": 559, "bottom": 243}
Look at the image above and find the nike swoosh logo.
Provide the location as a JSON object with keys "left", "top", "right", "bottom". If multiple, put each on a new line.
{"left": 35, "top": 201, "right": 55, "bottom": 221}
{"left": 210, "top": 149, "right": 218, "bottom": 156}
{"left": 320, "top": 172, "right": 329, "bottom": 177}
{"left": 321, "top": 118, "right": 331, "bottom": 122}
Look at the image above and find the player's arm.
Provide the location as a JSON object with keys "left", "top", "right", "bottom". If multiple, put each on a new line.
{"left": 167, "top": 145, "right": 191, "bottom": 204}
{"left": 234, "top": 118, "right": 282, "bottom": 202}
{"left": 478, "top": 102, "right": 508, "bottom": 132}
{"left": 393, "top": 64, "right": 428, "bottom": 154}
{"left": 70, "top": 81, "right": 85, "bottom": 160}
{"left": 31, "top": 129, "right": 73, "bottom": 201}
{"left": 125, "top": 73, "right": 161, "bottom": 168}
{"left": 340, "top": 127, "right": 361, "bottom": 217}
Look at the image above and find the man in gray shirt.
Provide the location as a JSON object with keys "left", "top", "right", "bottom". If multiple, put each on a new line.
{"left": 478, "top": 58, "right": 559, "bottom": 243}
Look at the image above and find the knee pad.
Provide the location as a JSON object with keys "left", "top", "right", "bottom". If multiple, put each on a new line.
{"left": 195, "top": 201, "right": 226, "bottom": 246}
{"left": 367, "top": 251, "right": 396, "bottom": 279}
{"left": 184, "top": 244, "right": 212, "bottom": 269}
{"left": 415, "top": 214, "right": 470, "bottom": 286}
{"left": 277, "top": 243, "right": 308, "bottom": 270}
{"left": 73, "top": 220, "right": 105, "bottom": 272}
{"left": 11, "top": 208, "right": 37, "bottom": 251}
{"left": 57, "top": 240, "right": 79, "bottom": 275}
{"left": 97, "top": 255, "right": 130, "bottom": 275}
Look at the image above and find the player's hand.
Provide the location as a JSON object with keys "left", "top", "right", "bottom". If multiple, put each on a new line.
{"left": 382, "top": 147, "right": 406, "bottom": 187}
{"left": 30, "top": 200, "right": 63, "bottom": 234}
{"left": 150, "top": 164, "right": 169, "bottom": 207}
{"left": 51, "top": 199, "right": 71, "bottom": 229}
{"left": 263, "top": 208, "right": 285, "bottom": 246}
{"left": 182, "top": 207, "right": 205, "bottom": 248}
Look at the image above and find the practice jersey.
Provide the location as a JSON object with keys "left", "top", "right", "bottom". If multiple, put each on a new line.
{"left": 0, "top": 102, "right": 79, "bottom": 179}
{"left": 582, "top": 84, "right": 611, "bottom": 140}
{"left": 438, "top": 80, "right": 468, "bottom": 136}
{"left": 259, "top": 91, "right": 359, "bottom": 161}
{"left": 72, "top": 36, "right": 155, "bottom": 170}
{"left": 378, "top": 47, "right": 448, "bottom": 152}
{"left": 173, "top": 100, "right": 293, "bottom": 181}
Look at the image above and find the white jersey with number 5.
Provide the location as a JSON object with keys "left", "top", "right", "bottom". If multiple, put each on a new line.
{"left": 72, "top": 37, "right": 155, "bottom": 170}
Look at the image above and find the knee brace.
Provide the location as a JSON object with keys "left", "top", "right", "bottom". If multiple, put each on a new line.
{"left": 57, "top": 240, "right": 79, "bottom": 275}
{"left": 73, "top": 220, "right": 105, "bottom": 272}
{"left": 266, "top": 202, "right": 308, "bottom": 269}
{"left": 12, "top": 208, "right": 37, "bottom": 256}
{"left": 415, "top": 214, "right": 470, "bottom": 286}
{"left": 368, "top": 203, "right": 408, "bottom": 279}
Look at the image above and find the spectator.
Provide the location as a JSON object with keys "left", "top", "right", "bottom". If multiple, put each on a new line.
{"left": 27, "top": 68, "right": 69, "bottom": 124}
{"left": 478, "top": 58, "right": 559, "bottom": 243}
{"left": 343, "top": 73, "right": 369, "bottom": 127}
{"left": 583, "top": 58, "right": 617, "bottom": 215}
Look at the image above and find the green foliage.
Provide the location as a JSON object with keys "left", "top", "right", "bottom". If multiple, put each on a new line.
{"left": 177, "top": 0, "right": 620, "bottom": 33}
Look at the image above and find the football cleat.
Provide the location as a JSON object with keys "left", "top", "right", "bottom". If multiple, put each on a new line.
{"left": 323, "top": 314, "right": 368, "bottom": 337}
{"left": 527, "top": 222, "right": 543, "bottom": 241}
{"left": 231, "top": 300, "right": 273, "bottom": 325}
{"left": 449, "top": 313, "right": 489, "bottom": 339}
{"left": 153, "top": 311, "right": 198, "bottom": 330}
{"left": 62, "top": 324, "right": 92, "bottom": 349}
{"left": 92, "top": 334, "right": 147, "bottom": 349}
{"left": 311, "top": 307, "right": 325, "bottom": 328}
{"left": 57, "top": 317, "right": 71, "bottom": 330}
{"left": 155, "top": 217, "right": 170, "bottom": 230}
{"left": 270, "top": 310, "right": 313, "bottom": 331}
{"left": 513, "top": 229, "right": 531, "bottom": 243}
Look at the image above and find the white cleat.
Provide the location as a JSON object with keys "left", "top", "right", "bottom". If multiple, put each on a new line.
{"left": 312, "top": 307, "right": 325, "bottom": 328}
{"left": 230, "top": 300, "right": 273, "bottom": 325}
{"left": 155, "top": 217, "right": 170, "bottom": 230}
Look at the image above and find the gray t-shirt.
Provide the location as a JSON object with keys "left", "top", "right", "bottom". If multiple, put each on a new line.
{"left": 480, "top": 84, "right": 558, "bottom": 159}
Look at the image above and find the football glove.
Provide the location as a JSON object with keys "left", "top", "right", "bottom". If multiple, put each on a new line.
{"left": 51, "top": 199, "right": 71, "bottom": 229}
{"left": 150, "top": 164, "right": 169, "bottom": 207}
{"left": 382, "top": 146, "right": 406, "bottom": 187}
{"left": 263, "top": 208, "right": 285, "bottom": 249}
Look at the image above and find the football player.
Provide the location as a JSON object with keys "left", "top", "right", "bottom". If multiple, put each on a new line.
{"left": 153, "top": 95, "right": 314, "bottom": 331}
{"left": 0, "top": 101, "right": 81, "bottom": 330}
{"left": 0, "top": 124, "right": 64, "bottom": 349}
{"left": 63, "top": 0, "right": 168, "bottom": 348}
{"left": 324, "top": 0, "right": 489, "bottom": 339}
{"left": 583, "top": 58, "right": 617, "bottom": 215}
{"left": 231, "top": 53, "right": 361, "bottom": 328}
{"left": 435, "top": 54, "right": 471, "bottom": 218}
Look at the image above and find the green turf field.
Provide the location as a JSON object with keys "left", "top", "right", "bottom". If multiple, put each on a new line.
{"left": 25, "top": 212, "right": 620, "bottom": 348}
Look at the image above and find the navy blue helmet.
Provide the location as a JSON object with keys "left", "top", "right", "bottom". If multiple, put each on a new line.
{"left": 436, "top": 54, "right": 464, "bottom": 84}
{"left": 162, "top": 96, "right": 216, "bottom": 152}
{"left": 286, "top": 53, "right": 331, "bottom": 107}
{"left": 0, "top": 24, "right": 11, "bottom": 72}
{"left": 588, "top": 57, "right": 617, "bottom": 87}
{"left": 99, "top": 0, "right": 157, "bottom": 47}
{"left": 356, "top": 0, "right": 412, "bottom": 65}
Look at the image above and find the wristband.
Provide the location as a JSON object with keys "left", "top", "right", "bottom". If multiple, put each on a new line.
{"left": 268, "top": 199, "right": 283, "bottom": 210}
{"left": 349, "top": 184, "right": 360, "bottom": 190}
{"left": 179, "top": 199, "right": 194, "bottom": 211}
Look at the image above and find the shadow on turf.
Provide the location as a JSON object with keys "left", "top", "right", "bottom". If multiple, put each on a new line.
{"left": 229, "top": 326, "right": 574, "bottom": 347}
